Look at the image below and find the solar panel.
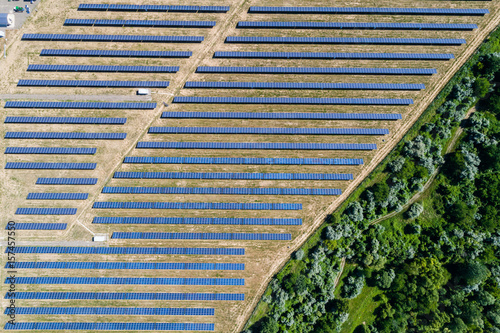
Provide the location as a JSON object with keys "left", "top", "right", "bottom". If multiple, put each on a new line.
{"left": 148, "top": 126, "right": 390, "bottom": 135}
{"left": 137, "top": 142, "right": 377, "bottom": 150}
{"left": 93, "top": 201, "right": 302, "bottom": 210}
{"left": 7, "top": 261, "right": 244, "bottom": 270}
{"left": 40, "top": 49, "right": 192, "bottom": 58}
{"left": 4, "top": 322, "right": 216, "bottom": 331}
{"left": 112, "top": 232, "right": 291, "bottom": 240}
{"left": 161, "top": 111, "right": 401, "bottom": 120}
{"left": 15, "top": 208, "right": 77, "bottom": 215}
{"left": 18, "top": 80, "right": 169, "bottom": 88}
{"left": 247, "top": 6, "right": 490, "bottom": 15}
{"left": 7, "top": 246, "right": 244, "bottom": 255}
{"left": 114, "top": 171, "right": 352, "bottom": 180}
{"left": 11, "top": 276, "right": 243, "bottom": 285}
{"left": 237, "top": 21, "right": 478, "bottom": 30}
{"left": 185, "top": 81, "right": 423, "bottom": 90}
{"left": 94, "top": 216, "right": 302, "bottom": 225}
{"left": 102, "top": 186, "right": 342, "bottom": 195}
{"left": 5, "top": 223, "right": 67, "bottom": 230}
{"left": 78, "top": 4, "right": 230, "bottom": 13}
{"left": 123, "top": 156, "right": 364, "bottom": 165}
{"left": 196, "top": 66, "right": 437, "bottom": 75}
{"left": 64, "top": 19, "right": 217, "bottom": 28}
{"left": 22, "top": 33, "right": 204, "bottom": 43}
{"left": 213, "top": 51, "right": 454, "bottom": 60}
{"left": 172, "top": 96, "right": 412, "bottom": 105}
{"left": 6, "top": 162, "right": 96, "bottom": 169}
{"left": 36, "top": 178, "right": 98, "bottom": 185}
{"left": 27, "top": 193, "right": 89, "bottom": 200}
{"left": 4, "top": 101, "right": 156, "bottom": 109}
{"left": 27, "top": 64, "right": 179, "bottom": 73}
{"left": 8, "top": 307, "right": 214, "bottom": 316}
{"left": 5, "top": 116, "right": 126, "bottom": 124}
{"left": 5, "top": 132, "right": 126, "bottom": 139}
{"left": 5, "top": 147, "right": 96, "bottom": 154}
{"left": 225, "top": 36, "right": 466, "bottom": 45}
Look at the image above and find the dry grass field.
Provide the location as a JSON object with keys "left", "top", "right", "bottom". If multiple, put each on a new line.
{"left": 1, "top": 0, "right": 500, "bottom": 332}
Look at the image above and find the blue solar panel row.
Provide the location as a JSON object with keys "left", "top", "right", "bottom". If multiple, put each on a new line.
{"left": 4, "top": 322, "right": 215, "bottom": 331}
{"left": 225, "top": 36, "right": 466, "bottom": 45}
{"left": 7, "top": 307, "right": 214, "bottom": 316}
{"left": 28, "top": 64, "right": 179, "bottom": 73}
{"left": 94, "top": 217, "right": 302, "bottom": 225}
{"left": 137, "top": 142, "right": 377, "bottom": 150}
{"left": 5, "top": 132, "right": 126, "bottom": 140}
{"left": 196, "top": 66, "right": 437, "bottom": 75}
{"left": 237, "top": 21, "right": 478, "bottom": 30}
{"left": 114, "top": 171, "right": 353, "bottom": 180}
{"left": 161, "top": 111, "right": 401, "bottom": 120}
{"left": 247, "top": 6, "right": 490, "bottom": 15}
{"left": 213, "top": 51, "right": 455, "bottom": 60}
{"left": 102, "top": 186, "right": 342, "bottom": 196}
{"left": 185, "top": 81, "right": 424, "bottom": 90}
{"left": 6, "top": 292, "right": 244, "bottom": 301}
{"left": 15, "top": 208, "right": 77, "bottom": 215}
{"left": 27, "top": 193, "right": 89, "bottom": 200}
{"left": 6, "top": 162, "right": 96, "bottom": 169}
{"left": 64, "top": 19, "right": 216, "bottom": 28}
{"left": 7, "top": 246, "right": 244, "bottom": 255}
{"left": 123, "top": 156, "right": 364, "bottom": 165}
{"left": 18, "top": 80, "right": 169, "bottom": 88}
{"left": 22, "top": 34, "right": 203, "bottom": 43}
{"left": 4, "top": 223, "right": 67, "bottom": 230}
{"left": 4, "top": 101, "right": 156, "bottom": 109}
{"left": 5, "top": 116, "right": 127, "bottom": 124}
{"left": 78, "top": 4, "right": 230, "bottom": 12}
{"left": 36, "top": 178, "right": 98, "bottom": 185}
{"left": 41, "top": 49, "right": 192, "bottom": 58}
{"left": 7, "top": 262, "right": 245, "bottom": 270}
{"left": 149, "top": 126, "right": 389, "bottom": 135}
{"left": 173, "top": 96, "right": 413, "bottom": 105}
{"left": 7, "top": 277, "right": 244, "bottom": 286}
{"left": 5, "top": 147, "right": 96, "bottom": 155}
{"left": 93, "top": 202, "right": 302, "bottom": 210}
{"left": 113, "top": 232, "right": 292, "bottom": 241}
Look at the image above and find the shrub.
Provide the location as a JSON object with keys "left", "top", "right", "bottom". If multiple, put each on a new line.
{"left": 405, "top": 203, "right": 424, "bottom": 219}
{"left": 294, "top": 249, "right": 305, "bottom": 260}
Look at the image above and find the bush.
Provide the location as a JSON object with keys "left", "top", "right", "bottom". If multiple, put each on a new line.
{"left": 342, "top": 274, "right": 365, "bottom": 299}
{"left": 294, "top": 249, "right": 305, "bottom": 260}
{"left": 474, "top": 77, "right": 491, "bottom": 97}
{"left": 405, "top": 203, "right": 424, "bottom": 219}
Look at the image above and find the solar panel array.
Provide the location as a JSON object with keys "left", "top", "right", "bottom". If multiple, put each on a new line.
{"left": 213, "top": 51, "right": 455, "bottom": 60}
{"left": 22, "top": 34, "right": 204, "bottom": 43}
{"left": 7, "top": 262, "right": 245, "bottom": 270}
{"left": 8, "top": 277, "right": 244, "bottom": 286}
{"left": 4, "top": 101, "right": 156, "bottom": 109}
{"left": 36, "top": 178, "right": 98, "bottom": 185}
{"left": 237, "top": 21, "right": 478, "bottom": 30}
{"left": 6, "top": 162, "right": 96, "bottom": 169}
{"left": 225, "top": 36, "right": 466, "bottom": 45}
{"left": 161, "top": 111, "right": 401, "bottom": 120}
{"left": 8, "top": 247, "right": 244, "bottom": 255}
{"left": 196, "top": 66, "right": 437, "bottom": 75}
{"left": 78, "top": 4, "right": 230, "bottom": 12}
{"left": 123, "top": 156, "right": 364, "bottom": 165}
{"left": 18, "top": 80, "right": 169, "bottom": 88}
{"left": 5, "top": 132, "right": 126, "bottom": 140}
{"left": 4, "top": 322, "right": 215, "bottom": 331}
{"left": 5, "top": 147, "right": 96, "bottom": 155}
{"left": 27, "top": 64, "right": 179, "bottom": 73}
{"left": 41, "top": 49, "right": 192, "bottom": 58}
{"left": 27, "top": 193, "right": 89, "bottom": 200}
{"left": 93, "top": 202, "right": 302, "bottom": 210}
{"left": 93, "top": 217, "right": 302, "bottom": 225}
{"left": 102, "top": 186, "right": 342, "bottom": 195}
{"left": 6, "top": 292, "right": 244, "bottom": 300}
{"left": 185, "top": 81, "right": 424, "bottom": 90}
{"left": 173, "top": 96, "right": 413, "bottom": 105}
{"left": 113, "top": 171, "right": 353, "bottom": 180}
{"left": 5, "top": 223, "right": 67, "bottom": 230}
{"left": 64, "top": 19, "right": 217, "bottom": 28}
{"left": 148, "top": 126, "right": 390, "bottom": 135}
{"left": 15, "top": 208, "right": 77, "bottom": 215}
{"left": 5, "top": 116, "right": 127, "bottom": 124}
{"left": 247, "top": 6, "right": 490, "bottom": 15}
{"left": 7, "top": 307, "right": 214, "bottom": 316}
{"left": 136, "top": 142, "right": 377, "bottom": 150}
{"left": 113, "top": 232, "right": 292, "bottom": 240}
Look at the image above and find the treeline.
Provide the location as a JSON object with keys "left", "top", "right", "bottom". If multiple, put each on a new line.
{"left": 244, "top": 27, "right": 500, "bottom": 333}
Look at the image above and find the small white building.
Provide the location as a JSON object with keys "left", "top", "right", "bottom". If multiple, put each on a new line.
{"left": 0, "top": 14, "right": 14, "bottom": 28}
{"left": 93, "top": 235, "right": 108, "bottom": 242}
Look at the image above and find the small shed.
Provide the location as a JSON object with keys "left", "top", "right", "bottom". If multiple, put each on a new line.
{"left": 0, "top": 14, "right": 14, "bottom": 27}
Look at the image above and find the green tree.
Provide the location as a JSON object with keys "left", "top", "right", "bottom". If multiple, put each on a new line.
{"left": 260, "top": 317, "right": 279, "bottom": 333}
{"left": 370, "top": 182, "right": 390, "bottom": 202}
{"left": 458, "top": 262, "right": 491, "bottom": 285}
{"left": 474, "top": 77, "right": 491, "bottom": 97}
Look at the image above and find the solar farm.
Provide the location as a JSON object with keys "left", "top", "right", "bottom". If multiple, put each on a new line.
{"left": 1, "top": 0, "right": 500, "bottom": 332}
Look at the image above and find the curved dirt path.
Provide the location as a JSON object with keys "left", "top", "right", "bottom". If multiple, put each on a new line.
{"left": 234, "top": 11, "right": 500, "bottom": 332}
